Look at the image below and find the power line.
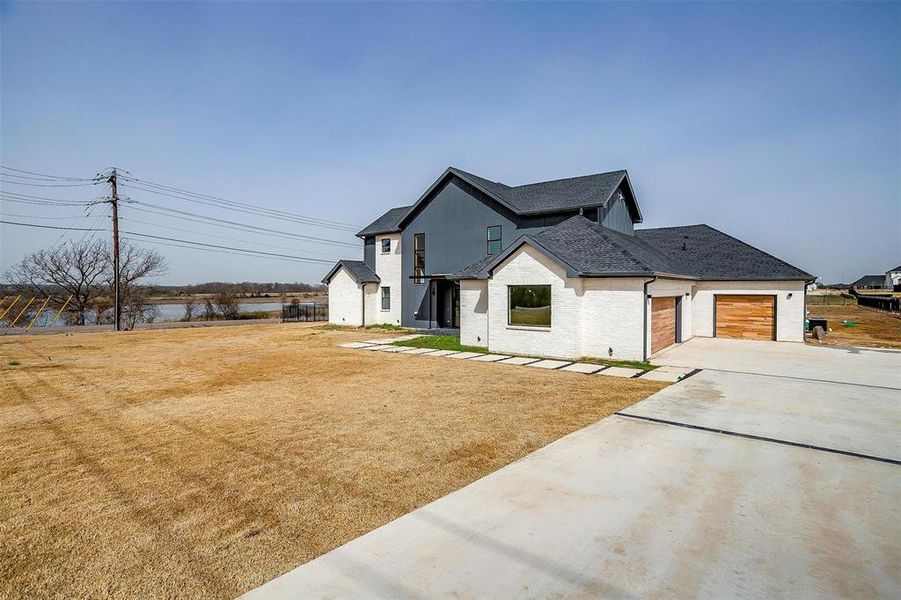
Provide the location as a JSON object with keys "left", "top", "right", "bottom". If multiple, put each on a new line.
{"left": 0, "top": 165, "right": 98, "bottom": 181}
{"left": 119, "top": 215, "right": 349, "bottom": 259}
{"left": 0, "top": 190, "right": 94, "bottom": 204}
{"left": 0, "top": 219, "right": 343, "bottom": 264}
{"left": 128, "top": 199, "right": 360, "bottom": 248}
{"left": 0, "top": 178, "right": 101, "bottom": 188}
{"left": 119, "top": 176, "right": 361, "bottom": 231}
{"left": 124, "top": 203, "right": 357, "bottom": 248}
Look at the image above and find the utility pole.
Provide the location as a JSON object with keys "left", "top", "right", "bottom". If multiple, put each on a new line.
{"left": 107, "top": 168, "right": 121, "bottom": 331}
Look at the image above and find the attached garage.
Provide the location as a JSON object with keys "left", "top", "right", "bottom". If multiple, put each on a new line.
{"left": 651, "top": 297, "right": 678, "bottom": 354}
{"left": 714, "top": 295, "right": 775, "bottom": 340}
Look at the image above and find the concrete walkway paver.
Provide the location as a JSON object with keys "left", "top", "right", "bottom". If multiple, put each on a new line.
{"left": 561, "top": 362, "right": 603, "bottom": 374}
{"left": 362, "top": 344, "right": 394, "bottom": 351}
{"left": 447, "top": 352, "right": 484, "bottom": 360}
{"left": 398, "top": 348, "right": 437, "bottom": 355}
{"left": 496, "top": 356, "right": 540, "bottom": 365}
{"left": 423, "top": 350, "right": 459, "bottom": 357}
{"left": 470, "top": 354, "right": 511, "bottom": 362}
{"left": 337, "top": 342, "right": 375, "bottom": 349}
{"left": 597, "top": 366, "right": 643, "bottom": 378}
{"left": 527, "top": 359, "right": 571, "bottom": 369}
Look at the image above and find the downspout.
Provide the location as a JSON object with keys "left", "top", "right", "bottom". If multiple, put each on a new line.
{"left": 642, "top": 276, "right": 657, "bottom": 361}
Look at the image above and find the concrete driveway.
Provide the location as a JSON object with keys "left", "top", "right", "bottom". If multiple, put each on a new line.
{"left": 242, "top": 340, "right": 901, "bottom": 599}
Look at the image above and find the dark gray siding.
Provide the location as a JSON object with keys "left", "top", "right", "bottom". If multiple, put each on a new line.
{"left": 363, "top": 237, "right": 375, "bottom": 268}
{"left": 600, "top": 185, "right": 634, "bottom": 235}
{"left": 401, "top": 179, "right": 560, "bottom": 328}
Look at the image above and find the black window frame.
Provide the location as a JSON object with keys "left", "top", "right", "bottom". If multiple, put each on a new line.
{"left": 507, "top": 284, "right": 552, "bottom": 327}
{"left": 381, "top": 286, "right": 391, "bottom": 311}
{"left": 487, "top": 225, "right": 502, "bottom": 255}
{"left": 381, "top": 238, "right": 391, "bottom": 254}
{"left": 413, "top": 233, "right": 425, "bottom": 284}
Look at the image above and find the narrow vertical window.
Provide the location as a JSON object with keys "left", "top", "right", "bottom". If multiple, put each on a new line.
{"left": 381, "top": 287, "right": 391, "bottom": 311}
{"left": 487, "top": 226, "right": 502, "bottom": 255}
{"left": 381, "top": 238, "right": 391, "bottom": 254}
{"left": 413, "top": 233, "right": 425, "bottom": 283}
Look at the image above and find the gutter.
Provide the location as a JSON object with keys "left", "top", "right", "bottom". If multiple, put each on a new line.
{"left": 642, "top": 276, "right": 657, "bottom": 361}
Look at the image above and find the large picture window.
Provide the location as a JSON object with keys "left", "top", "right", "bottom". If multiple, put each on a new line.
{"left": 508, "top": 285, "right": 552, "bottom": 327}
{"left": 413, "top": 233, "right": 425, "bottom": 284}
{"left": 487, "top": 226, "right": 502, "bottom": 255}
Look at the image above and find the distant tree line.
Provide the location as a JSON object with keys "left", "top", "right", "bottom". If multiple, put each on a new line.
{"left": 144, "top": 281, "right": 326, "bottom": 297}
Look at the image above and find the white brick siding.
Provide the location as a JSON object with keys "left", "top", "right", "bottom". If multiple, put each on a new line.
{"left": 327, "top": 267, "right": 364, "bottom": 326}
{"left": 692, "top": 280, "right": 806, "bottom": 342}
{"left": 580, "top": 278, "right": 646, "bottom": 361}
{"left": 373, "top": 234, "right": 402, "bottom": 325}
{"left": 460, "top": 280, "right": 488, "bottom": 346}
{"left": 488, "top": 246, "right": 582, "bottom": 359}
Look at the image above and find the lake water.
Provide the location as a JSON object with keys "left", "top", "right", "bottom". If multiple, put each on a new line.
{"left": 26, "top": 301, "right": 292, "bottom": 328}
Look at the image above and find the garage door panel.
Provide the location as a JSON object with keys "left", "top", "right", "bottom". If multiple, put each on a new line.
{"left": 716, "top": 295, "right": 775, "bottom": 340}
{"left": 651, "top": 297, "right": 677, "bottom": 354}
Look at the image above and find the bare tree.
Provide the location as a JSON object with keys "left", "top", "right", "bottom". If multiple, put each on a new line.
{"left": 213, "top": 291, "right": 241, "bottom": 319}
{"left": 182, "top": 298, "right": 197, "bottom": 322}
{"left": 203, "top": 297, "right": 216, "bottom": 320}
{"left": 4, "top": 239, "right": 166, "bottom": 327}
{"left": 4, "top": 239, "right": 110, "bottom": 325}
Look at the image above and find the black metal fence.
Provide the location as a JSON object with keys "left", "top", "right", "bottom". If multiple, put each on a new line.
{"left": 855, "top": 294, "right": 900, "bottom": 313}
{"left": 282, "top": 302, "right": 328, "bottom": 322}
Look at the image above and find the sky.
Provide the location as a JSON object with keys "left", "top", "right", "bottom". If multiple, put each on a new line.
{"left": 1, "top": 1, "right": 898, "bottom": 286}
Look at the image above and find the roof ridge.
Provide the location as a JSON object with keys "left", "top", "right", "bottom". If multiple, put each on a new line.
{"left": 509, "top": 169, "right": 626, "bottom": 190}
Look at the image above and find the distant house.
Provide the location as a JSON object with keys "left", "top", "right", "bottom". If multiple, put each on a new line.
{"left": 324, "top": 166, "right": 814, "bottom": 361}
{"left": 852, "top": 275, "right": 886, "bottom": 289}
{"left": 886, "top": 265, "right": 901, "bottom": 290}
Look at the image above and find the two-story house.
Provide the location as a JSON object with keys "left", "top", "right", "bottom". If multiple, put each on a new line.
{"left": 323, "top": 167, "right": 814, "bottom": 361}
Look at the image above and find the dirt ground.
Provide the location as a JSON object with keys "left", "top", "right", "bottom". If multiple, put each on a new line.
{"left": 806, "top": 303, "right": 901, "bottom": 349}
{"left": 0, "top": 324, "right": 665, "bottom": 599}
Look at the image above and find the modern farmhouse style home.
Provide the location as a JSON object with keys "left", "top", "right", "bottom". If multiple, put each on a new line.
{"left": 323, "top": 167, "right": 814, "bottom": 361}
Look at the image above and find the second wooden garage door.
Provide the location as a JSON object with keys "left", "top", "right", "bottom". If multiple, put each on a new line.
{"left": 715, "top": 295, "right": 775, "bottom": 340}
{"left": 651, "top": 297, "right": 677, "bottom": 355}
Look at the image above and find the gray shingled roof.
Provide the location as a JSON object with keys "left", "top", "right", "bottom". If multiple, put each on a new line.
{"left": 452, "top": 167, "right": 628, "bottom": 215}
{"left": 453, "top": 216, "right": 692, "bottom": 279}
{"left": 453, "top": 218, "right": 813, "bottom": 281}
{"left": 357, "top": 167, "right": 635, "bottom": 237}
{"left": 635, "top": 225, "right": 814, "bottom": 281}
{"left": 888, "top": 265, "right": 901, "bottom": 273}
{"left": 321, "top": 260, "right": 380, "bottom": 285}
{"left": 851, "top": 275, "right": 885, "bottom": 287}
{"left": 356, "top": 206, "right": 411, "bottom": 237}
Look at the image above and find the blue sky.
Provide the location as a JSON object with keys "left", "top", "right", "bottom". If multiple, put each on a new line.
{"left": 1, "top": 1, "right": 898, "bottom": 285}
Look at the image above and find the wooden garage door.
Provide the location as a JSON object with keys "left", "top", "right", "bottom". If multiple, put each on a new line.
{"left": 651, "top": 297, "right": 677, "bottom": 355}
{"left": 715, "top": 295, "right": 775, "bottom": 340}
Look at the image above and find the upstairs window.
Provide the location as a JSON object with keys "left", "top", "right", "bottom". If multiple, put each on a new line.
{"left": 413, "top": 233, "right": 425, "bottom": 284}
{"left": 381, "top": 287, "right": 391, "bottom": 311}
{"left": 487, "top": 226, "right": 502, "bottom": 255}
{"left": 381, "top": 238, "right": 391, "bottom": 254}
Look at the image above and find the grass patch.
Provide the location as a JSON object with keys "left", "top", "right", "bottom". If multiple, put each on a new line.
{"left": 391, "top": 335, "right": 487, "bottom": 353}
{"left": 578, "top": 357, "right": 658, "bottom": 370}
{"left": 364, "top": 323, "right": 408, "bottom": 331}
{"left": 7, "top": 360, "right": 20, "bottom": 366}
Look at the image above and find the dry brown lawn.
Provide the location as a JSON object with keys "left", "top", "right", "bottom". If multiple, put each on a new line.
{"left": 0, "top": 324, "right": 666, "bottom": 599}
{"left": 806, "top": 303, "right": 901, "bottom": 349}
